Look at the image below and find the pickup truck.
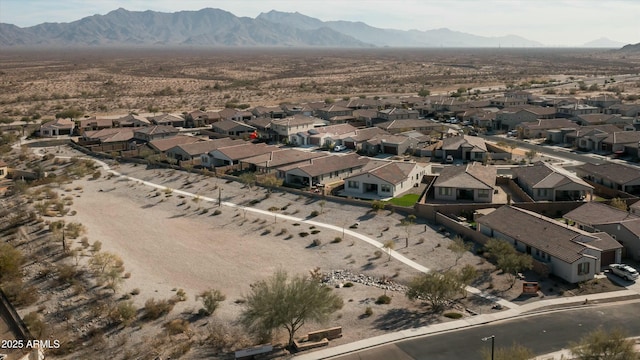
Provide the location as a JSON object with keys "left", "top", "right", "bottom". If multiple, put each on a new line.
{"left": 609, "top": 263, "right": 639, "bottom": 281}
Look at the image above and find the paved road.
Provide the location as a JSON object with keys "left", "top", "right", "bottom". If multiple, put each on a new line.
{"left": 333, "top": 300, "right": 640, "bottom": 360}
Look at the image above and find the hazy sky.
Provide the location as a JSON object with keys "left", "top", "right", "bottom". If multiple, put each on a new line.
{"left": 1, "top": 0, "right": 638, "bottom": 46}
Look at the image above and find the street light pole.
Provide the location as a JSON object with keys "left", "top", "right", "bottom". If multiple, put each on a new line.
{"left": 481, "top": 335, "right": 495, "bottom": 360}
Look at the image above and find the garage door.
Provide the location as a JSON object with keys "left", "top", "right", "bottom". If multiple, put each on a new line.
{"left": 600, "top": 250, "right": 616, "bottom": 267}
{"left": 383, "top": 145, "right": 396, "bottom": 154}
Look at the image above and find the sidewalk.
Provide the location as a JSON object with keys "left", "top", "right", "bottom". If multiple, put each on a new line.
{"left": 294, "top": 289, "right": 640, "bottom": 360}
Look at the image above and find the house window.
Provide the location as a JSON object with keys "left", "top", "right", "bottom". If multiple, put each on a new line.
{"left": 347, "top": 181, "right": 359, "bottom": 189}
{"left": 438, "top": 187, "right": 452, "bottom": 196}
{"left": 577, "top": 262, "right": 590, "bottom": 275}
{"left": 537, "top": 189, "right": 548, "bottom": 197}
{"left": 381, "top": 184, "right": 391, "bottom": 193}
{"left": 478, "top": 189, "right": 490, "bottom": 198}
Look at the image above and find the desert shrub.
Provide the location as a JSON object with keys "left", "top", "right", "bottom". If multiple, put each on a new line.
{"left": 175, "top": 288, "right": 187, "bottom": 302}
{"left": 109, "top": 301, "right": 137, "bottom": 326}
{"left": 299, "top": 232, "right": 309, "bottom": 237}
{"left": 164, "top": 319, "right": 191, "bottom": 336}
{"left": 56, "top": 264, "right": 78, "bottom": 285}
{"left": 91, "top": 171, "right": 101, "bottom": 180}
{"left": 143, "top": 298, "right": 175, "bottom": 320}
{"left": 311, "top": 239, "right": 322, "bottom": 247}
{"left": 375, "top": 294, "right": 392, "bottom": 305}
{"left": 199, "top": 289, "right": 226, "bottom": 316}
{"left": 268, "top": 206, "right": 279, "bottom": 212}
{"left": 277, "top": 228, "right": 288, "bottom": 236}
{"left": 444, "top": 312, "right": 463, "bottom": 319}
{"left": 311, "top": 229, "right": 320, "bottom": 234}
{"left": 309, "top": 210, "right": 319, "bottom": 217}
{"left": 373, "top": 250, "right": 383, "bottom": 259}
{"left": 212, "top": 209, "right": 222, "bottom": 216}
{"left": 3, "top": 280, "right": 39, "bottom": 307}
{"left": 130, "top": 288, "right": 140, "bottom": 296}
{"left": 343, "top": 282, "right": 354, "bottom": 288}
{"left": 23, "top": 311, "right": 48, "bottom": 337}
{"left": 363, "top": 307, "right": 373, "bottom": 317}
{"left": 332, "top": 237, "right": 342, "bottom": 243}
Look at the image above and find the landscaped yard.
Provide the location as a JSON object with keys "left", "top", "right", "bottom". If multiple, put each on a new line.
{"left": 388, "top": 193, "right": 420, "bottom": 207}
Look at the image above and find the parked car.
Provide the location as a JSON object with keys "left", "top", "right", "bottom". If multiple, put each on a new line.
{"left": 334, "top": 144, "right": 346, "bottom": 152}
{"left": 445, "top": 155, "right": 454, "bottom": 163}
{"left": 609, "top": 263, "right": 639, "bottom": 281}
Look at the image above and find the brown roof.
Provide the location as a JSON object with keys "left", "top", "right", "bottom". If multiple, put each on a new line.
{"left": 577, "top": 114, "right": 617, "bottom": 124}
{"left": 434, "top": 163, "right": 496, "bottom": 189}
{"left": 346, "top": 127, "right": 390, "bottom": 142}
{"left": 212, "top": 120, "right": 256, "bottom": 132}
{"left": 271, "top": 115, "right": 317, "bottom": 127}
{"left": 134, "top": 125, "right": 179, "bottom": 136}
{"left": 83, "top": 128, "right": 134, "bottom": 143}
{"left": 519, "top": 118, "right": 577, "bottom": 130}
{"left": 278, "top": 153, "right": 369, "bottom": 177}
{"left": 477, "top": 206, "right": 617, "bottom": 263}
{"left": 577, "top": 163, "right": 640, "bottom": 184}
{"left": 604, "top": 131, "right": 640, "bottom": 145}
{"left": 376, "top": 119, "right": 441, "bottom": 131}
{"left": 177, "top": 138, "right": 244, "bottom": 156}
{"left": 513, "top": 162, "right": 592, "bottom": 190}
{"left": 149, "top": 135, "right": 202, "bottom": 152}
{"left": 308, "top": 124, "right": 357, "bottom": 136}
{"left": 147, "top": 113, "right": 184, "bottom": 124}
{"left": 348, "top": 160, "right": 420, "bottom": 185}
{"left": 79, "top": 117, "right": 113, "bottom": 128}
{"left": 215, "top": 143, "right": 276, "bottom": 160}
{"left": 241, "top": 149, "right": 325, "bottom": 167}
{"left": 564, "top": 202, "right": 639, "bottom": 226}
{"left": 41, "top": 118, "right": 75, "bottom": 130}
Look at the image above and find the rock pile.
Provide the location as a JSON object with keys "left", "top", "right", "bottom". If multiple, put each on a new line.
{"left": 322, "top": 269, "right": 408, "bottom": 293}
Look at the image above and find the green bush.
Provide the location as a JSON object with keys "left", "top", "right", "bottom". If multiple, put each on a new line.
{"left": 310, "top": 210, "right": 319, "bottom": 217}
{"left": 375, "top": 294, "right": 391, "bottom": 305}
{"left": 444, "top": 312, "right": 463, "bottom": 319}
{"left": 332, "top": 237, "right": 342, "bottom": 243}
{"left": 299, "top": 232, "right": 309, "bottom": 237}
{"left": 343, "top": 282, "right": 354, "bottom": 287}
{"left": 364, "top": 307, "right": 373, "bottom": 317}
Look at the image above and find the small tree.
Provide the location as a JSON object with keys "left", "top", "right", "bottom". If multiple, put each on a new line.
{"left": 371, "top": 200, "right": 386, "bottom": 212}
{"left": 89, "top": 252, "right": 125, "bottom": 292}
{"left": 447, "top": 236, "right": 473, "bottom": 265}
{"left": 569, "top": 327, "right": 637, "bottom": 360}
{"left": 260, "top": 174, "right": 283, "bottom": 192}
{"left": 239, "top": 172, "right": 257, "bottom": 190}
{"left": 382, "top": 240, "right": 395, "bottom": 262}
{"left": 524, "top": 149, "right": 538, "bottom": 163}
{"left": 239, "top": 270, "right": 343, "bottom": 348}
{"left": 199, "top": 289, "right": 226, "bottom": 316}
{"left": 484, "top": 238, "right": 532, "bottom": 288}
{"left": 0, "top": 243, "right": 24, "bottom": 282}
{"left": 406, "top": 270, "right": 463, "bottom": 312}
{"left": 318, "top": 200, "right": 326, "bottom": 214}
{"left": 418, "top": 88, "right": 431, "bottom": 97}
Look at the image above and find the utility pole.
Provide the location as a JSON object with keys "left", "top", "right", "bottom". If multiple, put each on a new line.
{"left": 481, "top": 335, "right": 495, "bottom": 360}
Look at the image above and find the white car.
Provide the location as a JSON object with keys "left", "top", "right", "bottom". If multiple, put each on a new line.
{"left": 609, "top": 264, "right": 639, "bottom": 281}
{"left": 334, "top": 144, "right": 346, "bottom": 152}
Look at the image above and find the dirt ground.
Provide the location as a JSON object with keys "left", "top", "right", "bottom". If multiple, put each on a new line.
{"left": 0, "top": 144, "right": 619, "bottom": 359}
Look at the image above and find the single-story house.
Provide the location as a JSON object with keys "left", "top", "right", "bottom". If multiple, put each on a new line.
{"left": 361, "top": 134, "right": 418, "bottom": 156}
{"left": 601, "top": 131, "right": 640, "bottom": 154}
{"left": 304, "top": 124, "right": 357, "bottom": 147}
{"left": 512, "top": 162, "right": 593, "bottom": 201}
{"left": 278, "top": 153, "right": 369, "bottom": 186}
{"left": 148, "top": 113, "right": 186, "bottom": 128}
{"left": 516, "top": 118, "right": 577, "bottom": 139}
{"left": 148, "top": 135, "right": 203, "bottom": 154}
{"left": 40, "top": 118, "right": 75, "bottom": 137}
{"left": 565, "top": 202, "right": 640, "bottom": 261}
{"left": 563, "top": 125, "right": 621, "bottom": 151}
{"left": 133, "top": 125, "right": 179, "bottom": 142}
{"left": 342, "top": 127, "right": 390, "bottom": 150}
{"left": 574, "top": 113, "right": 625, "bottom": 127}
{"left": 218, "top": 108, "right": 253, "bottom": 122}
{"left": 557, "top": 104, "right": 600, "bottom": 118}
{"left": 207, "top": 142, "right": 277, "bottom": 167}
{"left": 576, "top": 163, "right": 640, "bottom": 195}
{"left": 477, "top": 205, "right": 622, "bottom": 283}
{"left": 377, "top": 108, "right": 420, "bottom": 121}
{"left": 240, "top": 149, "right": 326, "bottom": 174}
{"left": 316, "top": 105, "right": 353, "bottom": 121}
{"left": 82, "top": 128, "right": 135, "bottom": 146}
{"left": 167, "top": 138, "right": 243, "bottom": 162}
{"left": 187, "top": 110, "right": 221, "bottom": 127}
{"left": 342, "top": 160, "right": 426, "bottom": 198}
{"left": 113, "top": 114, "right": 150, "bottom": 128}
{"left": 78, "top": 117, "right": 114, "bottom": 132}
{"left": 252, "top": 106, "right": 286, "bottom": 119}
{"left": 211, "top": 120, "right": 256, "bottom": 137}
{"left": 433, "top": 163, "right": 497, "bottom": 202}
{"left": 439, "top": 135, "right": 487, "bottom": 162}
{"left": 375, "top": 119, "right": 443, "bottom": 134}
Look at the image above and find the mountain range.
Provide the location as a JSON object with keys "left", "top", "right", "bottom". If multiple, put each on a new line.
{"left": 0, "top": 8, "right": 631, "bottom": 48}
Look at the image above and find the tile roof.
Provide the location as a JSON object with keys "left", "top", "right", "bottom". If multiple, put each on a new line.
{"left": 134, "top": 125, "right": 179, "bottom": 136}
{"left": 149, "top": 135, "right": 202, "bottom": 152}
{"left": 564, "top": 202, "right": 639, "bottom": 226}
{"left": 604, "top": 131, "right": 640, "bottom": 145}
{"left": 350, "top": 161, "right": 421, "bottom": 185}
{"left": 477, "top": 206, "right": 618, "bottom": 263}
{"left": 271, "top": 115, "right": 317, "bottom": 127}
{"left": 346, "top": 127, "right": 389, "bottom": 142}
{"left": 513, "top": 162, "right": 593, "bottom": 190}
{"left": 41, "top": 118, "right": 75, "bottom": 130}
{"left": 278, "top": 153, "right": 369, "bottom": 177}
{"left": 178, "top": 138, "right": 244, "bottom": 156}
{"left": 308, "top": 124, "right": 357, "bottom": 136}
{"left": 376, "top": 119, "right": 442, "bottom": 130}
{"left": 434, "top": 163, "right": 496, "bottom": 189}
{"left": 147, "top": 113, "right": 184, "bottom": 124}
{"left": 83, "top": 128, "right": 134, "bottom": 143}
{"left": 576, "top": 114, "right": 617, "bottom": 124}
{"left": 577, "top": 163, "right": 640, "bottom": 184}
{"left": 215, "top": 143, "right": 277, "bottom": 160}
{"left": 620, "top": 219, "right": 640, "bottom": 237}
{"left": 212, "top": 120, "right": 256, "bottom": 132}
{"left": 241, "top": 149, "right": 325, "bottom": 167}
{"left": 519, "top": 119, "right": 577, "bottom": 130}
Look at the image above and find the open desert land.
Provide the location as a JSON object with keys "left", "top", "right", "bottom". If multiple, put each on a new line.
{"left": 1, "top": 47, "right": 640, "bottom": 123}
